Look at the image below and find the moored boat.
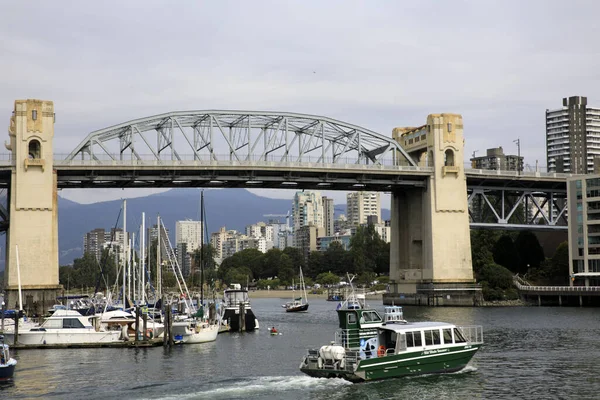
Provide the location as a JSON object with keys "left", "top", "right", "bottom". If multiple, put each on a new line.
{"left": 221, "top": 284, "right": 259, "bottom": 332}
{"left": 0, "top": 335, "right": 16, "bottom": 381}
{"left": 299, "top": 306, "right": 483, "bottom": 382}
{"left": 3, "top": 309, "right": 123, "bottom": 346}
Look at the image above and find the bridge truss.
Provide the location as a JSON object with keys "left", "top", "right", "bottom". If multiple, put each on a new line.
{"left": 65, "top": 111, "right": 416, "bottom": 167}
{"left": 467, "top": 184, "right": 568, "bottom": 231}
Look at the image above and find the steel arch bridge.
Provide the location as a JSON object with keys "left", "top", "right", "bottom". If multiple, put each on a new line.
{"left": 66, "top": 110, "right": 416, "bottom": 167}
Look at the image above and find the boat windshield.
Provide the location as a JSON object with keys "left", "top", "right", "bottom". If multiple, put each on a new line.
{"left": 225, "top": 291, "right": 249, "bottom": 306}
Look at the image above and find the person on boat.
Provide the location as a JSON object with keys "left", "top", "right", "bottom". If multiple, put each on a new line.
{"left": 270, "top": 327, "right": 278, "bottom": 334}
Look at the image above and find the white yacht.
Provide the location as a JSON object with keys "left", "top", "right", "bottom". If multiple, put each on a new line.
{"left": 4, "top": 309, "right": 122, "bottom": 346}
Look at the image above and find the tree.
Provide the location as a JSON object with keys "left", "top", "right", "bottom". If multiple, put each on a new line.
{"left": 514, "top": 231, "right": 545, "bottom": 274}
{"left": 493, "top": 234, "right": 520, "bottom": 272}
{"left": 261, "top": 248, "right": 283, "bottom": 279}
{"left": 307, "top": 251, "right": 325, "bottom": 277}
{"left": 322, "top": 242, "right": 350, "bottom": 276}
{"left": 548, "top": 241, "right": 569, "bottom": 285}
{"left": 470, "top": 230, "right": 500, "bottom": 275}
{"left": 218, "top": 248, "right": 262, "bottom": 281}
{"left": 277, "top": 254, "right": 295, "bottom": 286}
{"left": 350, "top": 224, "right": 384, "bottom": 275}
{"left": 315, "top": 272, "right": 340, "bottom": 286}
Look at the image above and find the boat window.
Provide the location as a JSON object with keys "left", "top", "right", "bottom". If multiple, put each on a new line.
{"left": 454, "top": 328, "right": 467, "bottom": 343}
{"left": 348, "top": 313, "right": 357, "bottom": 324}
{"left": 405, "top": 331, "right": 422, "bottom": 347}
{"left": 424, "top": 330, "right": 433, "bottom": 346}
{"left": 63, "top": 318, "right": 85, "bottom": 329}
{"left": 361, "top": 311, "right": 381, "bottom": 323}
{"left": 443, "top": 328, "right": 453, "bottom": 344}
{"left": 42, "top": 319, "right": 62, "bottom": 329}
{"left": 432, "top": 329, "right": 441, "bottom": 345}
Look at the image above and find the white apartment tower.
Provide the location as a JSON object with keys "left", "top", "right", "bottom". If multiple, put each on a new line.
{"left": 546, "top": 96, "right": 600, "bottom": 174}
{"left": 292, "top": 191, "right": 323, "bottom": 247}
{"left": 175, "top": 220, "right": 202, "bottom": 253}
{"left": 322, "top": 196, "right": 335, "bottom": 237}
{"left": 346, "top": 192, "right": 381, "bottom": 226}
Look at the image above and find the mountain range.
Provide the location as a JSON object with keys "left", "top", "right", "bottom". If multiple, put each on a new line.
{"left": 0, "top": 188, "right": 391, "bottom": 268}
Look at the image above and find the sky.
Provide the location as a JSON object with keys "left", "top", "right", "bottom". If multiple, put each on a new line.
{"left": 2, "top": 0, "right": 600, "bottom": 205}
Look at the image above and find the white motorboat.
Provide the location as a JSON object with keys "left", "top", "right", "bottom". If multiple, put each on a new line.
{"left": 3, "top": 309, "right": 122, "bottom": 346}
{"left": 98, "top": 309, "right": 165, "bottom": 340}
{"left": 172, "top": 317, "right": 219, "bottom": 344}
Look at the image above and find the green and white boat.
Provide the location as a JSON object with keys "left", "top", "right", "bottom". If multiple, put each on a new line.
{"left": 299, "top": 305, "right": 483, "bottom": 383}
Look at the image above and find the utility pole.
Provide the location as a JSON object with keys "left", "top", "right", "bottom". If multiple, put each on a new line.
{"left": 513, "top": 139, "right": 521, "bottom": 175}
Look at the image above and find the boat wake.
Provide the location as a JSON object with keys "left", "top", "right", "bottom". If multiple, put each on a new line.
{"left": 156, "top": 375, "right": 351, "bottom": 400}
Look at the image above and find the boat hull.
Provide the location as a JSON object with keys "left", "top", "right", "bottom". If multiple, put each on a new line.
{"left": 285, "top": 304, "right": 309, "bottom": 312}
{"left": 222, "top": 308, "right": 258, "bottom": 332}
{"left": 0, "top": 361, "right": 16, "bottom": 381}
{"left": 300, "top": 344, "right": 480, "bottom": 383}
{"left": 172, "top": 323, "right": 219, "bottom": 344}
{"left": 4, "top": 330, "right": 122, "bottom": 346}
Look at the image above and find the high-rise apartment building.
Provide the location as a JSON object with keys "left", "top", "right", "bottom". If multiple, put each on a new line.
{"left": 470, "top": 147, "right": 523, "bottom": 171}
{"left": 547, "top": 96, "right": 600, "bottom": 174}
{"left": 83, "top": 228, "right": 106, "bottom": 262}
{"left": 322, "top": 196, "right": 335, "bottom": 237}
{"left": 292, "top": 191, "right": 323, "bottom": 247}
{"left": 346, "top": 192, "right": 381, "bottom": 226}
{"left": 175, "top": 220, "right": 202, "bottom": 253}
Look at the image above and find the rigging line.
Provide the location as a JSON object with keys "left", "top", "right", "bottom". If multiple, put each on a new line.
{"left": 94, "top": 207, "right": 123, "bottom": 295}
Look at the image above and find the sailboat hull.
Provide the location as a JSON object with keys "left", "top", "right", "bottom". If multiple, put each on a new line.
{"left": 285, "top": 304, "right": 309, "bottom": 313}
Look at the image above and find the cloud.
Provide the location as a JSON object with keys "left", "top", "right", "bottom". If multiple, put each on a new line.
{"left": 2, "top": 0, "right": 599, "bottom": 203}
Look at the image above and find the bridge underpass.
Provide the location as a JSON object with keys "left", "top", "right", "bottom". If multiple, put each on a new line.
{"left": 0, "top": 99, "right": 572, "bottom": 312}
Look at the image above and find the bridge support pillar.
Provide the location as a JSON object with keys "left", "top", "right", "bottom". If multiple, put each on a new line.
{"left": 385, "top": 114, "right": 479, "bottom": 306}
{"left": 4, "top": 99, "right": 60, "bottom": 315}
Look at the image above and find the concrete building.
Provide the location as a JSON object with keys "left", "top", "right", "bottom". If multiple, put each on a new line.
{"left": 292, "top": 191, "right": 323, "bottom": 247}
{"left": 334, "top": 214, "right": 350, "bottom": 234}
{"left": 317, "top": 234, "right": 352, "bottom": 251}
{"left": 346, "top": 192, "right": 381, "bottom": 226}
{"left": 470, "top": 147, "right": 523, "bottom": 171}
{"left": 83, "top": 228, "right": 106, "bottom": 262}
{"left": 322, "top": 196, "right": 335, "bottom": 237}
{"left": 295, "top": 224, "right": 326, "bottom": 260}
{"left": 175, "top": 220, "right": 202, "bottom": 253}
{"left": 547, "top": 96, "right": 600, "bottom": 174}
{"left": 374, "top": 222, "right": 391, "bottom": 244}
{"left": 567, "top": 175, "right": 600, "bottom": 287}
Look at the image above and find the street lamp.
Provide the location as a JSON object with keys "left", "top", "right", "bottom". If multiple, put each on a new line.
{"left": 513, "top": 138, "right": 521, "bottom": 174}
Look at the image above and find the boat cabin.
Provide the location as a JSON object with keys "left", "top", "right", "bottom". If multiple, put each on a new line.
{"left": 336, "top": 308, "right": 384, "bottom": 349}
{"left": 369, "top": 321, "right": 481, "bottom": 359}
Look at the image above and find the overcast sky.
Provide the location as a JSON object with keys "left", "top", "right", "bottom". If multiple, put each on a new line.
{"left": 2, "top": 1, "right": 599, "bottom": 205}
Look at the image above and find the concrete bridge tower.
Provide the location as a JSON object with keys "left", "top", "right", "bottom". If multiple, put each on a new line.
{"left": 4, "top": 99, "right": 60, "bottom": 313}
{"left": 385, "top": 113, "right": 480, "bottom": 306}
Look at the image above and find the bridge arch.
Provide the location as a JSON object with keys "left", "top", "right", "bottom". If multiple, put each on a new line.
{"left": 65, "top": 110, "right": 416, "bottom": 167}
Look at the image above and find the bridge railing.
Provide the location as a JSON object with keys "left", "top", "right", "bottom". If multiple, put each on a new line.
{"left": 52, "top": 154, "right": 435, "bottom": 172}
{"left": 513, "top": 275, "right": 600, "bottom": 292}
{"left": 465, "top": 167, "right": 574, "bottom": 180}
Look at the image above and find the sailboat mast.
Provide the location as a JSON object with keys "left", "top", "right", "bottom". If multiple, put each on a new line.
{"left": 200, "top": 190, "right": 204, "bottom": 306}
{"left": 141, "top": 212, "right": 145, "bottom": 303}
{"left": 122, "top": 199, "right": 127, "bottom": 307}
{"left": 157, "top": 215, "right": 162, "bottom": 299}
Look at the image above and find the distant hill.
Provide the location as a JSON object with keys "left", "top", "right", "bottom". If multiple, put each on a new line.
{"left": 0, "top": 188, "right": 391, "bottom": 269}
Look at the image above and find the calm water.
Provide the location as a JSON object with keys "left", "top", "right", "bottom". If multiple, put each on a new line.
{"left": 2, "top": 299, "right": 600, "bottom": 399}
